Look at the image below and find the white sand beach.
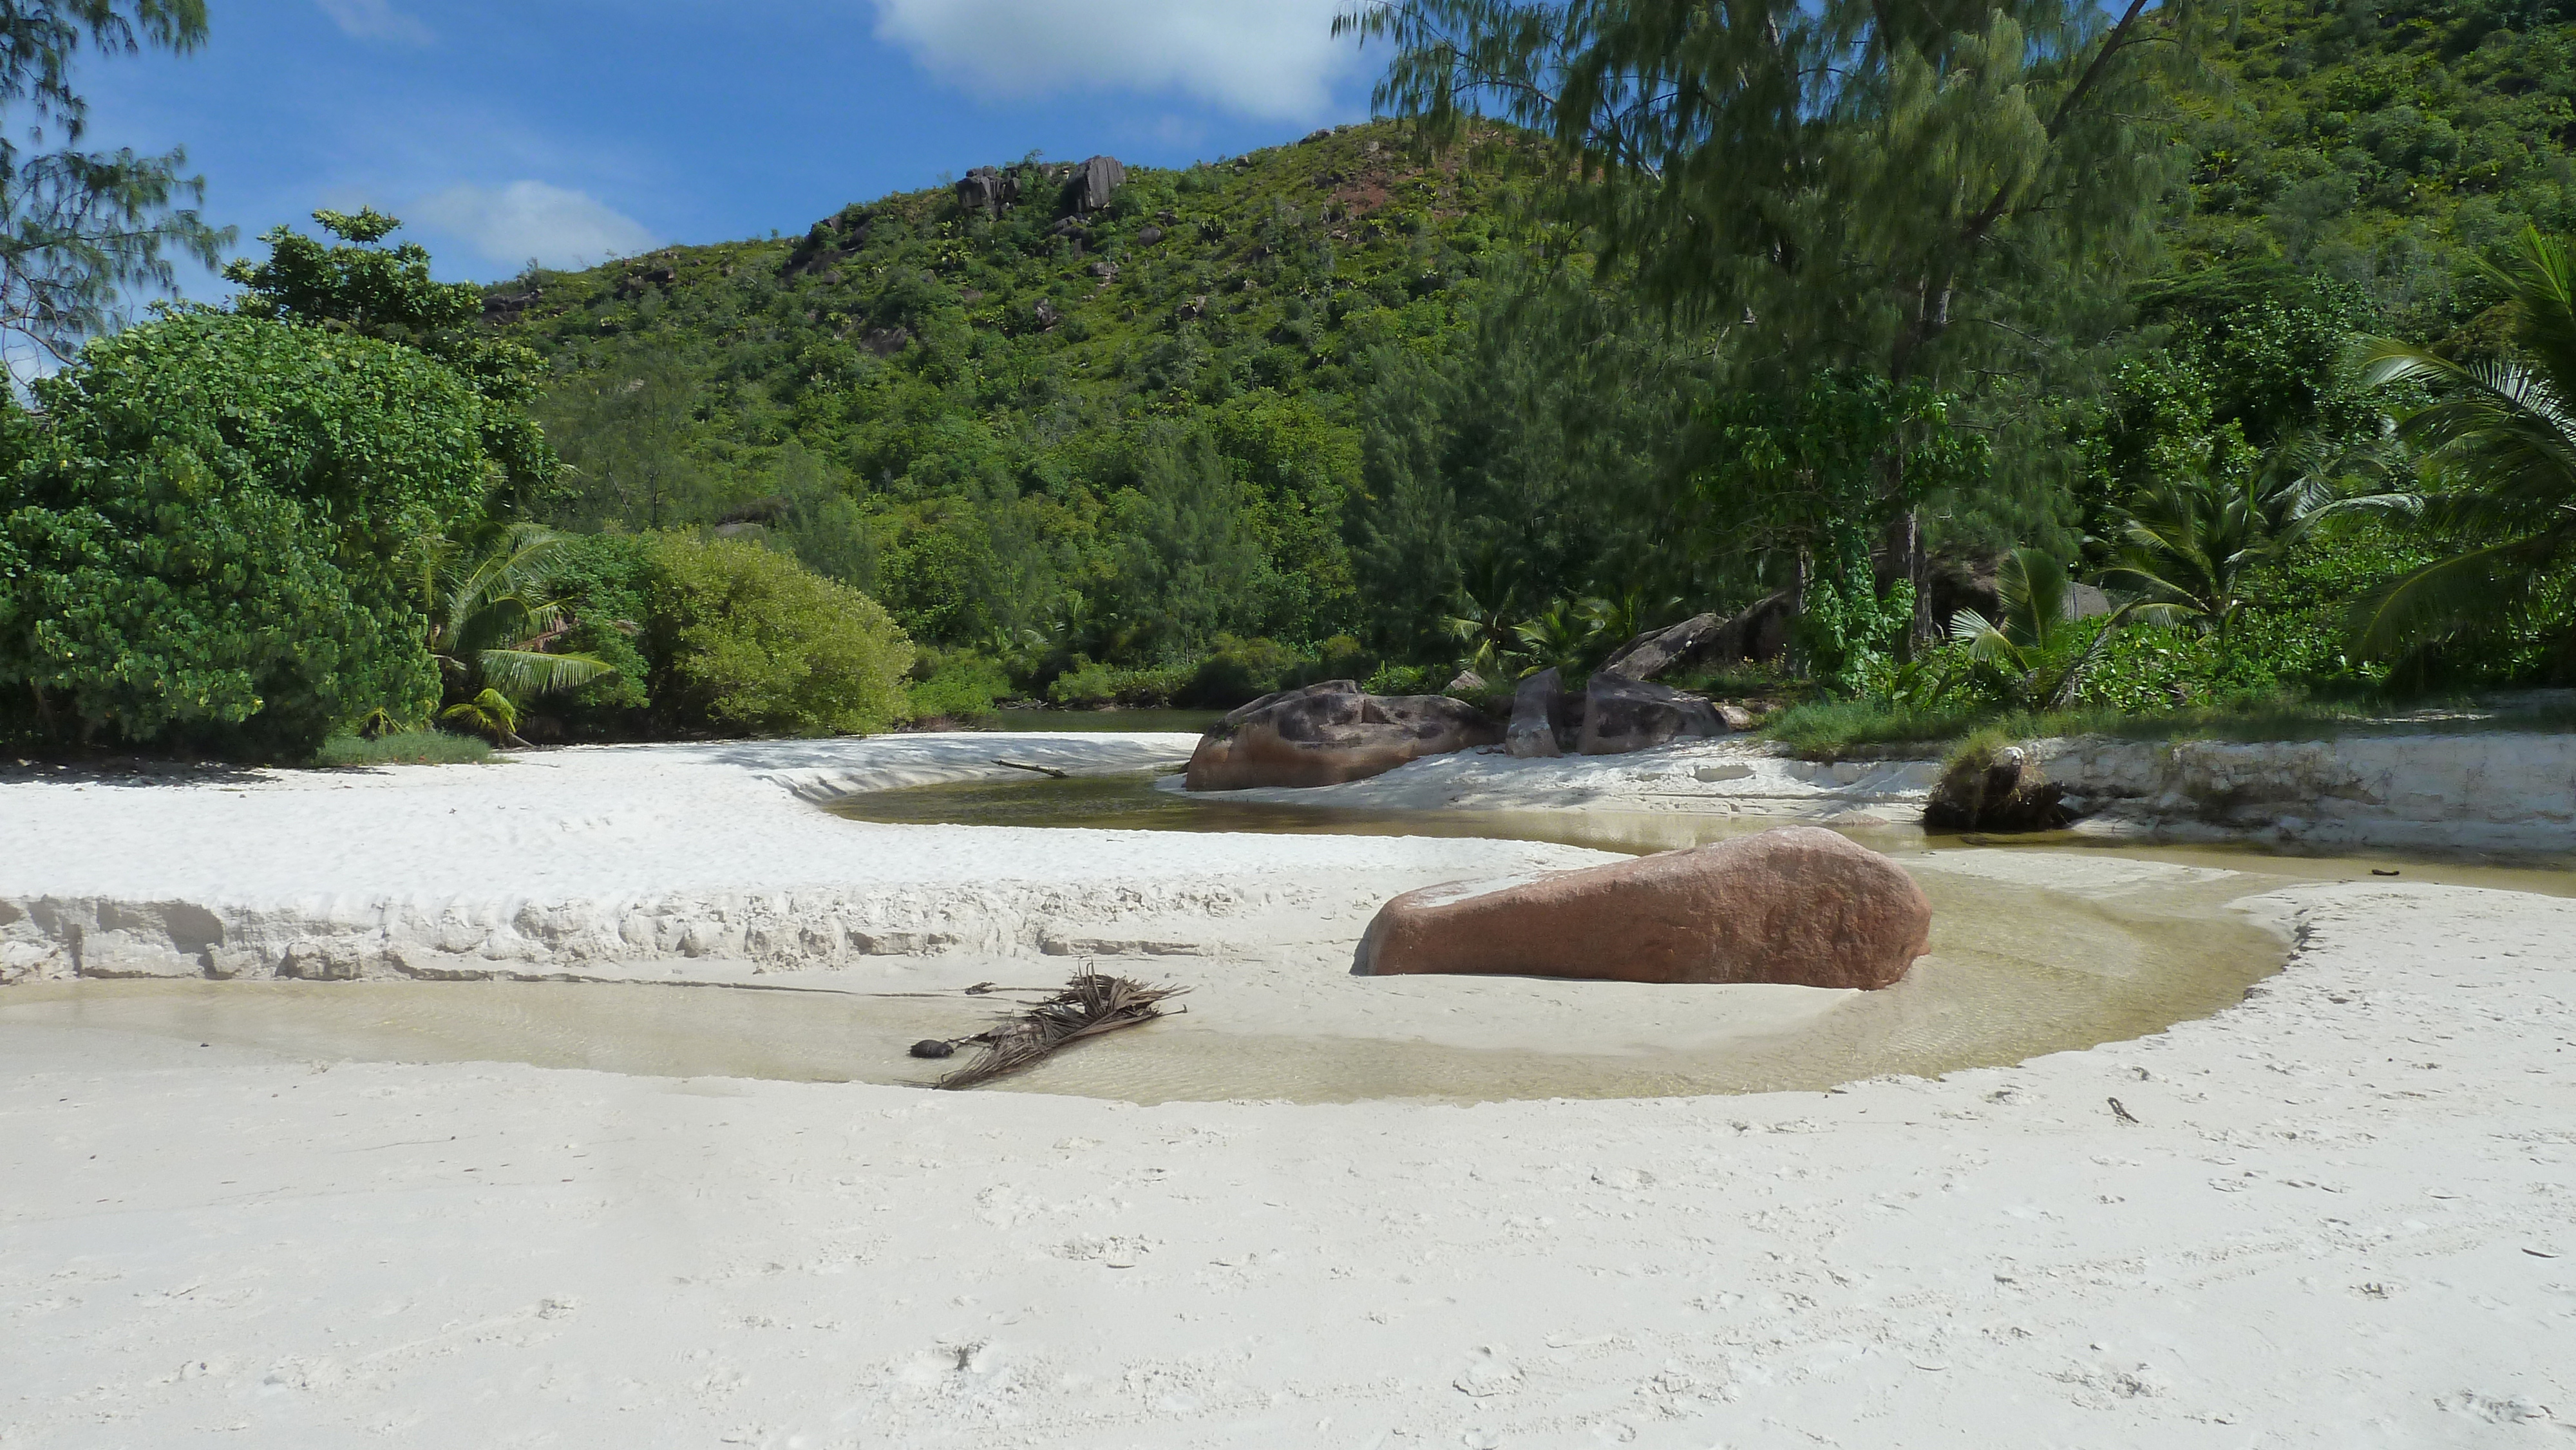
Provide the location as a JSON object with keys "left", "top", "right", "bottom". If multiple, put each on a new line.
{"left": 4, "top": 735, "right": 2572, "bottom": 1446}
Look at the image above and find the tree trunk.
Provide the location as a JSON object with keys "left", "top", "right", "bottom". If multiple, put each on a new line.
{"left": 1873, "top": 443, "right": 1937, "bottom": 657}
{"left": 1788, "top": 545, "right": 1814, "bottom": 675}
{"left": 1899, "top": 505, "right": 1934, "bottom": 654}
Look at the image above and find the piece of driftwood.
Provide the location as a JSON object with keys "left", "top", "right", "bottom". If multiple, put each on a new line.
{"left": 994, "top": 758, "right": 1070, "bottom": 778}
{"left": 936, "top": 974, "right": 1189, "bottom": 1089}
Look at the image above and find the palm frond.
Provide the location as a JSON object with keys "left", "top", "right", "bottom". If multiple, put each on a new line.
{"left": 2350, "top": 538, "right": 2551, "bottom": 657}
{"left": 2345, "top": 230, "right": 2576, "bottom": 660}
{"left": 1995, "top": 547, "right": 2069, "bottom": 650}
{"left": 440, "top": 524, "right": 583, "bottom": 646}
{"left": 2492, "top": 227, "right": 2576, "bottom": 402}
{"left": 475, "top": 648, "right": 615, "bottom": 699}
{"left": 439, "top": 688, "right": 520, "bottom": 744}
{"left": 936, "top": 975, "right": 1189, "bottom": 1089}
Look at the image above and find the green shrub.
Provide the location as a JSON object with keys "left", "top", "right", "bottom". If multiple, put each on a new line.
{"left": 1177, "top": 634, "right": 1300, "bottom": 706}
{"left": 907, "top": 649, "right": 1012, "bottom": 721}
{"left": 1362, "top": 661, "right": 1449, "bottom": 696}
{"left": 314, "top": 730, "right": 494, "bottom": 766}
{"left": 643, "top": 532, "right": 913, "bottom": 735}
{"left": 1045, "top": 658, "right": 1188, "bottom": 707}
{"left": 1294, "top": 633, "right": 1379, "bottom": 688}
{"left": 520, "top": 531, "right": 653, "bottom": 739}
{"left": 0, "top": 312, "right": 494, "bottom": 758}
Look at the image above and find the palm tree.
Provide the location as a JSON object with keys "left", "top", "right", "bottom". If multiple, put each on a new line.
{"left": 1947, "top": 547, "right": 2099, "bottom": 707}
{"left": 2348, "top": 228, "right": 2576, "bottom": 658}
{"left": 421, "top": 525, "right": 615, "bottom": 745}
{"left": 2095, "top": 446, "right": 2334, "bottom": 650}
{"left": 1510, "top": 599, "right": 1595, "bottom": 676}
{"left": 1442, "top": 583, "right": 1522, "bottom": 678}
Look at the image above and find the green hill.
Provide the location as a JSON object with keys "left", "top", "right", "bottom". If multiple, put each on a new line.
{"left": 486, "top": 0, "right": 2576, "bottom": 692}
{"left": 2174, "top": 0, "right": 2575, "bottom": 332}
{"left": 486, "top": 121, "right": 1529, "bottom": 671}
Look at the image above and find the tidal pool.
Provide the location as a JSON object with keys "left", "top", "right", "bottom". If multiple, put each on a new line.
{"left": 26, "top": 771, "right": 2561, "bottom": 1105}
{"left": 4, "top": 769, "right": 2368, "bottom": 1106}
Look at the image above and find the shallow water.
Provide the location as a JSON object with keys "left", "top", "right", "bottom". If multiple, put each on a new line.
{"left": 6, "top": 767, "right": 2345, "bottom": 1106}
{"left": 2, "top": 856, "right": 2272, "bottom": 1104}
{"left": 824, "top": 767, "right": 1926, "bottom": 854}
{"left": 832, "top": 769, "right": 2576, "bottom": 896}
{"left": 25, "top": 771, "right": 2565, "bottom": 1105}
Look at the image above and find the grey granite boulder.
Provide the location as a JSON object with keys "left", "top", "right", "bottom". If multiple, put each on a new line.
{"left": 1186, "top": 680, "right": 1501, "bottom": 790}
{"left": 1576, "top": 673, "right": 1725, "bottom": 755}
{"left": 1506, "top": 668, "right": 1568, "bottom": 758}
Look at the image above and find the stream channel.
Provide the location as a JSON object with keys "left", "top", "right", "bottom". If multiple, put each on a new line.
{"left": 17, "top": 767, "right": 2574, "bottom": 1104}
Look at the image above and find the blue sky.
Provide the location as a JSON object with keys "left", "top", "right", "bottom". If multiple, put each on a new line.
{"left": 82, "top": 1, "right": 1379, "bottom": 295}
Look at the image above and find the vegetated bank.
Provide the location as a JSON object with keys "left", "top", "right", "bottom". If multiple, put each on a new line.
{"left": 484, "top": 0, "right": 2576, "bottom": 753}
{"left": 11, "top": 0, "right": 2576, "bottom": 767}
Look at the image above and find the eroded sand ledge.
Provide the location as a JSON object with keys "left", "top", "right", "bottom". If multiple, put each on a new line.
{"left": 3, "top": 735, "right": 2572, "bottom": 1444}
{"left": 0, "top": 736, "right": 1605, "bottom": 985}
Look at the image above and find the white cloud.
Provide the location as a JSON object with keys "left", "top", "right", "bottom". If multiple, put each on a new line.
{"left": 315, "top": 0, "right": 435, "bottom": 46}
{"left": 410, "top": 182, "right": 658, "bottom": 270}
{"left": 869, "top": 0, "right": 1358, "bottom": 121}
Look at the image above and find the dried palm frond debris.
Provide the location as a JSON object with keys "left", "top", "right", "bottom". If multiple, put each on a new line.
{"left": 934, "top": 974, "right": 1189, "bottom": 1089}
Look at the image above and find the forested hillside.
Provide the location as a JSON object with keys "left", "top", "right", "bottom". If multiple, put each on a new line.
{"left": 2177, "top": 0, "right": 2575, "bottom": 331}
{"left": 488, "top": 125, "right": 1550, "bottom": 680}
{"left": 486, "top": 0, "right": 2576, "bottom": 704}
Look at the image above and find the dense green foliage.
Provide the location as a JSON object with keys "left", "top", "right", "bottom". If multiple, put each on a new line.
{"left": 2176, "top": 0, "right": 2576, "bottom": 335}
{"left": 1, "top": 207, "right": 925, "bottom": 758}
{"left": 481, "top": 0, "right": 2576, "bottom": 720}
{"left": 421, "top": 525, "right": 616, "bottom": 744}
{"left": 23, "top": 0, "right": 2576, "bottom": 760}
{"left": 640, "top": 532, "right": 914, "bottom": 736}
{"left": 227, "top": 207, "right": 558, "bottom": 511}
{"left": 0, "top": 310, "right": 495, "bottom": 755}
{"left": 514, "top": 531, "right": 916, "bottom": 739}
{"left": 2347, "top": 229, "right": 2576, "bottom": 672}
{"left": 491, "top": 125, "right": 1592, "bottom": 675}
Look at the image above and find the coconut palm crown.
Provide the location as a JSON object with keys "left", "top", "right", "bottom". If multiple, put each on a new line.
{"left": 421, "top": 524, "right": 614, "bottom": 743}
{"left": 2095, "top": 446, "right": 2336, "bottom": 648}
{"left": 2352, "top": 228, "right": 2576, "bottom": 657}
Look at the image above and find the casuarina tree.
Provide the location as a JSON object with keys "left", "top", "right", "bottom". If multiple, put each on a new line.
{"left": 1338, "top": 0, "right": 2194, "bottom": 641}
{"left": 0, "top": 1, "right": 230, "bottom": 366}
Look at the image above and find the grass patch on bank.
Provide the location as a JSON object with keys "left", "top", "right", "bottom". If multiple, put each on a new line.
{"left": 314, "top": 730, "right": 494, "bottom": 767}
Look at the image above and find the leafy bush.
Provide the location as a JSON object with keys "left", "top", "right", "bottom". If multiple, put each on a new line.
{"left": 1046, "top": 658, "right": 1189, "bottom": 707}
{"left": 519, "top": 531, "right": 654, "bottom": 739}
{"left": 907, "top": 648, "right": 1012, "bottom": 721}
{"left": 0, "top": 311, "right": 493, "bottom": 758}
{"left": 1363, "top": 661, "right": 1450, "bottom": 697}
{"left": 1797, "top": 530, "right": 1917, "bottom": 697}
{"left": 1175, "top": 634, "right": 1300, "bottom": 706}
{"left": 1305, "top": 634, "right": 1379, "bottom": 686}
{"left": 643, "top": 532, "right": 914, "bottom": 735}
{"left": 314, "top": 730, "right": 494, "bottom": 766}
